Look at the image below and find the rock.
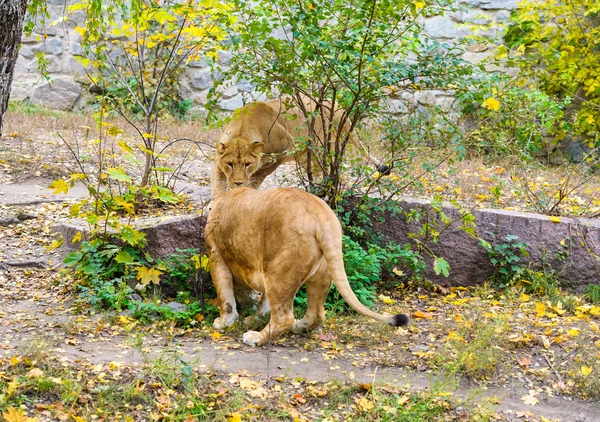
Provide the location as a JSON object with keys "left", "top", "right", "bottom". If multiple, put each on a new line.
{"left": 563, "top": 137, "right": 591, "bottom": 163}
{"left": 31, "top": 38, "right": 64, "bottom": 55}
{"left": 466, "top": 42, "right": 488, "bottom": 53}
{"left": 165, "top": 302, "right": 187, "bottom": 313}
{"left": 187, "top": 58, "right": 207, "bottom": 68}
{"left": 415, "top": 91, "right": 438, "bottom": 107}
{"left": 370, "top": 196, "right": 600, "bottom": 292}
{"left": 219, "top": 96, "right": 245, "bottom": 111}
{"left": 386, "top": 98, "right": 409, "bottom": 114}
{"left": 31, "top": 77, "right": 80, "bottom": 111}
{"left": 462, "top": 0, "right": 518, "bottom": 10}
{"left": 19, "top": 45, "right": 34, "bottom": 59}
{"left": 189, "top": 69, "right": 213, "bottom": 90}
{"left": 221, "top": 85, "right": 239, "bottom": 99}
{"left": 128, "top": 293, "right": 143, "bottom": 302}
{"left": 237, "top": 79, "right": 254, "bottom": 93}
{"left": 424, "top": 16, "right": 471, "bottom": 39}
{"left": 52, "top": 214, "right": 207, "bottom": 260}
{"left": 0, "top": 216, "right": 20, "bottom": 226}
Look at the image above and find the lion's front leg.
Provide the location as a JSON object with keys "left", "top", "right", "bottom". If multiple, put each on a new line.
{"left": 209, "top": 251, "right": 239, "bottom": 330}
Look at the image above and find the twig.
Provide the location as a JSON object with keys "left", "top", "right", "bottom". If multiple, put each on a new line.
{"left": 543, "top": 353, "right": 563, "bottom": 385}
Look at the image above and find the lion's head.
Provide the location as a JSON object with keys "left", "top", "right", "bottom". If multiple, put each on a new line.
{"left": 215, "top": 139, "right": 265, "bottom": 188}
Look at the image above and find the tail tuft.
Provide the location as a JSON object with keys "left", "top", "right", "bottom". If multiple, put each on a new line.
{"left": 377, "top": 165, "right": 391, "bottom": 176}
{"left": 389, "top": 313, "right": 410, "bottom": 327}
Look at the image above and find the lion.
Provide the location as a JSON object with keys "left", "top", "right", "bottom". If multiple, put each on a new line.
{"left": 204, "top": 187, "right": 409, "bottom": 346}
{"left": 211, "top": 97, "right": 389, "bottom": 199}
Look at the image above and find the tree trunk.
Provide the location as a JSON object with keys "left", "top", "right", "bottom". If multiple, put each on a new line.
{"left": 0, "top": 0, "right": 28, "bottom": 136}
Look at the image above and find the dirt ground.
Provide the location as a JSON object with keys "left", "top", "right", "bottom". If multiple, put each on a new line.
{"left": 2, "top": 109, "right": 600, "bottom": 421}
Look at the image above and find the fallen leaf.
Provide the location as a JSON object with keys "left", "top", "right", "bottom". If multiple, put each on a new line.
{"left": 27, "top": 368, "right": 43, "bottom": 379}
{"left": 517, "top": 356, "right": 531, "bottom": 368}
{"left": 581, "top": 366, "right": 593, "bottom": 376}
{"left": 521, "top": 392, "right": 538, "bottom": 406}
{"left": 535, "top": 302, "right": 546, "bottom": 318}
{"left": 412, "top": 310, "right": 433, "bottom": 319}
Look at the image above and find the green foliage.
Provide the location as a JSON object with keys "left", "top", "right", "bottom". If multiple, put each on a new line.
{"left": 586, "top": 284, "right": 600, "bottom": 305}
{"left": 295, "top": 235, "right": 424, "bottom": 313}
{"left": 458, "top": 78, "right": 569, "bottom": 160}
{"left": 64, "top": 240, "right": 215, "bottom": 326}
{"left": 480, "top": 234, "right": 529, "bottom": 288}
{"left": 503, "top": 0, "right": 600, "bottom": 144}
{"left": 220, "top": 0, "right": 479, "bottom": 208}
{"left": 511, "top": 268, "right": 559, "bottom": 299}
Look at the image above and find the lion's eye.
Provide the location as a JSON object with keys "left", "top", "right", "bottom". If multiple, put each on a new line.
{"left": 244, "top": 163, "right": 251, "bottom": 168}
{"left": 227, "top": 162, "right": 233, "bottom": 167}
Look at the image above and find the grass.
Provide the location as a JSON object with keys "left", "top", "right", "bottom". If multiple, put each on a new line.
{"left": 0, "top": 349, "right": 494, "bottom": 421}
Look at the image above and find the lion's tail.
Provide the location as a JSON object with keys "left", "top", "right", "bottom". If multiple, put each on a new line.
{"left": 319, "top": 229, "right": 409, "bottom": 327}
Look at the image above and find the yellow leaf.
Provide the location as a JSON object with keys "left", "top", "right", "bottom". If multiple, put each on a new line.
{"left": 549, "top": 216, "right": 561, "bottom": 223}
{"left": 72, "top": 231, "right": 82, "bottom": 243}
{"left": 567, "top": 328, "right": 580, "bottom": 337}
{"left": 535, "top": 302, "right": 546, "bottom": 318}
{"left": 6, "top": 378, "right": 18, "bottom": 396}
{"left": 414, "top": 1, "right": 425, "bottom": 8}
{"left": 228, "top": 413, "right": 242, "bottom": 422}
{"left": 3, "top": 406, "right": 38, "bottom": 422}
{"left": 211, "top": 331, "right": 223, "bottom": 341}
{"left": 135, "top": 266, "right": 163, "bottom": 286}
{"left": 11, "top": 356, "right": 20, "bottom": 366}
{"left": 519, "top": 293, "right": 530, "bottom": 302}
{"left": 49, "top": 178, "right": 69, "bottom": 194}
{"left": 590, "top": 306, "right": 600, "bottom": 317}
{"left": 378, "top": 294, "right": 396, "bottom": 305}
{"left": 521, "top": 392, "right": 538, "bottom": 406}
{"left": 412, "top": 310, "right": 434, "bottom": 319}
{"left": 482, "top": 97, "right": 500, "bottom": 111}
{"left": 392, "top": 267, "right": 405, "bottom": 277}
{"left": 581, "top": 365, "right": 593, "bottom": 376}
{"left": 72, "top": 416, "right": 86, "bottom": 422}
{"left": 356, "top": 396, "right": 375, "bottom": 412}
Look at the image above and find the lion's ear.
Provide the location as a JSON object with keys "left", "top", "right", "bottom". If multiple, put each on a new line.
{"left": 216, "top": 142, "right": 226, "bottom": 153}
{"left": 251, "top": 142, "right": 265, "bottom": 154}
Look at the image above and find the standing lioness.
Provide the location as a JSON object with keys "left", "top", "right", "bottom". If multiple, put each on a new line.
{"left": 205, "top": 187, "right": 409, "bottom": 346}
{"left": 211, "top": 97, "right": 389, "bottom": 199}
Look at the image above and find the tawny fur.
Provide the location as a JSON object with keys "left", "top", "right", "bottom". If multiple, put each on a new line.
{"left": 211, "top": 97, "right": 386, "bottom": 200}
{"left": 205, "top": 187, "right": 409, "bottom": 346}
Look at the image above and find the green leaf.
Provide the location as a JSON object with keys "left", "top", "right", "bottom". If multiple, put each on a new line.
{"left": 64, "top": 252, "right": 83, "bottom": 266}
{"left": 105, "top": 167, "right": 132, "bottom": 183}
{"left": 115, "top": 250, "right": 135, "bottom": 264}
{"left": 434, "top": 257, "right": 450, "bottom": 277}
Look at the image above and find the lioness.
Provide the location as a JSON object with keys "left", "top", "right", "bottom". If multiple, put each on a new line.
{"left": 205, "top": 187, "right": 409, "bottom": 346}
{"left": 211, "top": 97, "right": 389, "bottom": 199}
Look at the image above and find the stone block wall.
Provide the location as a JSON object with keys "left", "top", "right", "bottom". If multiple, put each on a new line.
{"left": 10, "top": 0, "right": 518, "bottom": 113}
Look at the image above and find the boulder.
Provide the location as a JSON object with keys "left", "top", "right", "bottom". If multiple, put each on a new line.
{"left": 371, "top": 197, "right": 600, "bottom": 292}
{"left": 31, "top": 38, "right": 64, "bottom": 55}
{"left": 189, "top": 69, "right": 213, "bottom": 90}
{"left": 31, "top": 78, "right": 80, "bottom": 110}
{"left": 52, "top": 214, "right": 207, "bottom": 259}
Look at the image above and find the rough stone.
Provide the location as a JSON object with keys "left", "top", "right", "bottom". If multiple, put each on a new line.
{"left": 466, "top": 42, "right": 488, "bottom": 53}
{"left": 370, "top": 196, "right": 600, "bottom": 291}
{"left": 189, "top": 69, "right": 213, "bottom": 90}
{"left": 165, "top": 302, "right": 187, "bottom": 313}
{"left": 19, "top": 46, "right": 34, "bottom": 59}
{"left": 563, "top": 138, "right": 591, "bottom": 163}
{"left": 30, "top": 78, "right": 81, "bottom": 111}
{"left": 461, "top": 0, "right": 517, "bottom": 9}
{"left": 221, "top": 85, "right": 239, "bottom": 99}
{"left": 52, "top": 214, "right": 207, "bottom": 260}
{"left": 0, "top": 216, "right": 20, "bottom": 227}
{"left": 187, "top": 58, "right": 207, "bottom": 68}
{"left": 424, "top": 16, "right": 471, "bottom": 39}
{"left": 495, "top": 10, "right": 511, "bottom": 22}
{"left": 386, "top": 98, "right": 409, "bottom": 114}
{"left": 237, "top": 79, "right": 254, "bottom": 93}
{"left": 31, "top": 38, "right": 64, "bottom": 55}
{"left": 219, "top": 95, "right": 245, "bottom": 111}
{"left": 415, "top": 91, "right": 438, "bottom": 107}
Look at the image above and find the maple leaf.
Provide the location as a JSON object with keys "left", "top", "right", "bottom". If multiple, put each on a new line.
{"left": 378, "top": 294, "right": 396, "bottom": 305}
{"left": 135, "top": 266, "right": 163, "bottom": 286}
{"left": 521, "top": 392, "right": 538, "bottom": 406}
{"left": 581, "top": 366, "right": 593, "bottom": 376}
{"left": 2, "top": 406, "right": 38, "bottom": 422}
{"left": 482, "top": 97, "right": 500, "bottom": 111}
{"left": 517, "top": 355, "right": 531, "bottom": 368}
{"left": 228, "top": 414, "right": 242, "bottom": 422}
{"left": 49, "top": 179, "right": 69, "bottom": 194}
{"left": 26, "top": 368, "right": 43, "bottom": 379}
{"left": 412, "top": 310, "right": 434, "bottom": 319}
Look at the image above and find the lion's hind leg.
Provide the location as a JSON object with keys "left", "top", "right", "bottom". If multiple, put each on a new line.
{"left": 292, "top": 263, "right": 331, "bottom": 334}
{"left": 242, "top": 279, "right": 295, "bottom": 347}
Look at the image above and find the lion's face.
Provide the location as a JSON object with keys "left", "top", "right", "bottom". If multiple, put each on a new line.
{"left": 216, "top": 139, "right": 264, "bottom": 188}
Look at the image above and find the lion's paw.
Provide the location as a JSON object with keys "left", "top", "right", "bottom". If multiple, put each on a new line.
{"left": 242, "top": 330, "right": 263, "bottom": 347}
{"left": 213, "top": 313, "right": 239, "bottom": 331}
{"left": 292, "top": 319, "right": 309, "bottom": 334}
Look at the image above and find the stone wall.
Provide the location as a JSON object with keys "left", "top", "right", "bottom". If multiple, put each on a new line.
{"left": 10, "top": 0, "right": 517, "bottom": 113}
